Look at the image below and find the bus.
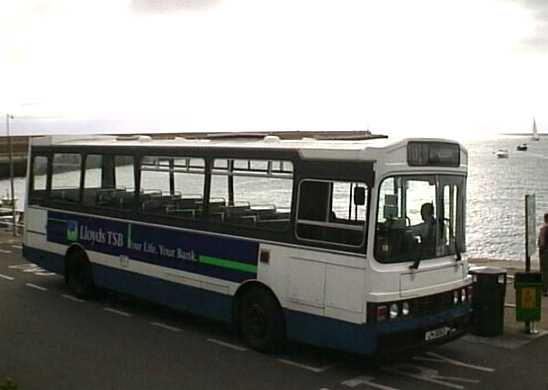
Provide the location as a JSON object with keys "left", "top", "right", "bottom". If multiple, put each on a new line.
{"left": 23, "top": 134, "right": 472, "bottom": 354}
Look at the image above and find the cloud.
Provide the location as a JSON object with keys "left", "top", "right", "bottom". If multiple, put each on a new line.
{"left": 522, "top": 34, "right": 548, "bottom": 51}
{"left": 508, "top": 0, "right": 548, "bottom": 51}
{"left": 131, "top": 0, "right": 222, "bottom": 14}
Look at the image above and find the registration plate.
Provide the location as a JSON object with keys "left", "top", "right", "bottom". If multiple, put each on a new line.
{"left": 425, "top": 326, "right": 454, "bottom": 341}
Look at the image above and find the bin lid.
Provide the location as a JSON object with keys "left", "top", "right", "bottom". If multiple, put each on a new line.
{"left": 514, "top": 272, "right": 542, "bottom": 283}
{"left": 468, "top": 266, "right": 507, "bottom": 276}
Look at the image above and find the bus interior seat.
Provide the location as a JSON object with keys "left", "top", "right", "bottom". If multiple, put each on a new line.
{"left": 227, "top": 215, "right": 256, "bottom": 225}
{"left": 142, "top": 197, "right": 164, "bottom": 213}
{"left": 50, "top": 187, "right": 80, "bottom": 203}
{"left": 95, "top": 188, "right": 124, "bottom": 206}
{"left": 116, "top": 190, "right": 137, "bottom": 208}
{"left": 256, "top": 218, "right": 290, "bottom": 229}
{"left": 252, "top": 205, "right": 277, "bottom": 219}
{"left": 165, "top": 207, "right": 196, "bottom": 219}
{"left": 208, "top": 198, "right": 226, "bottom": 212}
{"left": 224, "top": 203, "right": 251, "bottom": 218}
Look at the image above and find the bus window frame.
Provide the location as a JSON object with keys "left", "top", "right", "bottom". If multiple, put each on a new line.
{"left": 137, "top": 153, "right": 208, "bottom": 218}
{"left": 29, "top": 153, "right": 51, "bottom": 206}
{"left": 133, "top": 151, "right": 298, "bottom": 243}
{"left": 373, "top": 172, "right": 466, "bottom": 263}
{"left": 295, "top": 178, "right": 369, "bottom": 250}
{"left": 49, "top": 152, "right": 84, "bottom": 205}
{"left": 29, "top": 144, "right": 374, "bottom": 254}
{"left": 208, "top": 157, "right": 295, "bottom": 232}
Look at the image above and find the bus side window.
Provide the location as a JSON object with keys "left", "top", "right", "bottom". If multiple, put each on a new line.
{"left": 208, "top": 159, "right": 293, "bottom": 231}
{"left": 83, "top": 154, "right": 103, "bottom": 207}
{"left": 82, "top": 154, "right": 135, "bottom": 210}
{"left": 29, "top": 155, "right": 48, "bottom": 206}
{"left": 173, "top": 158, "right": 205, "bottom": 219}
{"left": 111, "top": 156, "right": 135, "bottom": 209}
{"left": 296, "top": 179, "right": 367, "bottom": 247}
{"left": 299, "top": 181, "right": 329, "bottom": 222}
{"left": 50, "top": 153, "right": 82, "bottom": 204}
{"left": 139, "top": 156, "right": 206, "bottom": 219}
{"left": 140, "top": 156, "right": 171, "bottom": 214}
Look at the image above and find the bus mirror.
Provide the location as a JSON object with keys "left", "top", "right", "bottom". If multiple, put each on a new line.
{"left": 354, "top": 186, "right": 366, "bottom": 206}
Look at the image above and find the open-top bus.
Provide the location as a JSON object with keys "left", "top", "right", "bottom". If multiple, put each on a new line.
{"left": 23, "top": 134, "right": 472, "bottom": 354}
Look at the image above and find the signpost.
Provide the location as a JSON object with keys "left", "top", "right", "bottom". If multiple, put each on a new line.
{"left": 525, "top": 194, "right": 536, "bottom": 273}
{"left": 5, "top": 114, "right": 16, "bottom": 236}
{"left": 523, "top": 194, "right": 539, "bottom": 333}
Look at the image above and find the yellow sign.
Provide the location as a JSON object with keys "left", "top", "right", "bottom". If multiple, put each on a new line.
{"left": 521, "top": 287, "right": 536, "bottom": 309}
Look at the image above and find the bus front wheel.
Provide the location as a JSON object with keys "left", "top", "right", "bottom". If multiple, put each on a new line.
{"left": 239, "top": 288, "right": 285, "bottom": 352}
{"left": 66, "top": 250, "right": 95, "bottom": 299}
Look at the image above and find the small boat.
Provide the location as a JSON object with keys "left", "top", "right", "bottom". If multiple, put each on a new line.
{"left": 516, "top": 143, "right": 528, "bottom": 151}
{"left": 495, "top": 149, "right": 509, "bottom": 158}
{"left": 531, "top": 118, "right": 540, "bottom": 141}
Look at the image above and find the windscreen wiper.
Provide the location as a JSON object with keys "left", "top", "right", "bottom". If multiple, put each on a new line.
{"left": 409, "top": 257, "right": 421, "bottom": 270}
{"left": 409, "top": 239, "right": 422, "bottom": 270}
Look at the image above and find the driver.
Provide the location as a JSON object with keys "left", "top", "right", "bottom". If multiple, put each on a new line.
{"left": 411, "top": 202, "right": 436, "bottom": 245}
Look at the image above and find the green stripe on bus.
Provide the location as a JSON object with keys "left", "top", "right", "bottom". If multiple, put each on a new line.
{"left": 48, "top": 218, "right": 66, "bottom": 223}
{"left": 198, "top": 255, "right": 257, "bottom": 273}
{"left": 127, "top": 224, "right": 132, "bottom": 248}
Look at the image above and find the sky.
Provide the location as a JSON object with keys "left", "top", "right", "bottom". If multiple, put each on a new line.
{"left": 1, "top": 0, "right": 547, "bottom": 138}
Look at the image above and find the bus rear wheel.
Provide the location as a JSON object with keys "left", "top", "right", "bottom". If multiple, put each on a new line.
{"left": 239, "top": 288, "right": 285, "bottom": 353}
{"left": 66, "top": 251, "right": 95, "bottom": 299}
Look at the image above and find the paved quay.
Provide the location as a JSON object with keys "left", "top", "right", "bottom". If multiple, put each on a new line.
{"left": 3, "top": 228, "right": 548, "bottom": 389}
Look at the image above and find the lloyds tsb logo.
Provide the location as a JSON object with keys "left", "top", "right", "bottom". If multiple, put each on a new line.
{"left": 66, "top": 221, "right": 78, "bottom": 242}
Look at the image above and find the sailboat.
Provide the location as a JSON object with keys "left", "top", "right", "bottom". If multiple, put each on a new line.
{"left": 531, "top": 118, "right": 540, "bottom": 141}
{"left": 495, "top": 149, "right": 509, "bottom": 158}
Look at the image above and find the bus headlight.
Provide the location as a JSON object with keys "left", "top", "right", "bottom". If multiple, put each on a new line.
{"left": 402, "top": 301, "right": 410, "bottom": 316}
{"left": 453, "top": 291, "right": 459, "bottom": 305}
{"left": 389, "top": 303, "right": 399, "bottom": 319}
{"left": 461, "top": 288, "right": 467, "bottom": 302}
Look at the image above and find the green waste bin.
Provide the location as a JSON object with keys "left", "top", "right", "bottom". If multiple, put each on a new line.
{"left": 514, "top": 272, "right": 543, "bottom": 322}
{"left": 469, "top": 267, "right": 507, "bottom": 337}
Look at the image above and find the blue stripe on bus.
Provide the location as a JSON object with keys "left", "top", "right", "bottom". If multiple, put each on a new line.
{"left": 46, "top": 211, "right": 259, "bottom": 283}
{"left": 23, "top": 245, "right": 233, "bottom": 322}
{"left": 23, "top": 244, "right": 471, "bottom": 355}
{"left": 285, "top": 310, "right": 377, "bottom": 354}
{"left": 92, "top": 263, "right": 233, "bottom": 322}
{"left": 23, "top": 245, "right": 65, "bottom": 274}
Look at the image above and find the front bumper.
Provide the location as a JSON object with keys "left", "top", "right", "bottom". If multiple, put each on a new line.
{"left": 375, "top": 311, "right": 471, "bottom": 355}
{"left": 372, "top": 304, "right": 472, "bottom": 355}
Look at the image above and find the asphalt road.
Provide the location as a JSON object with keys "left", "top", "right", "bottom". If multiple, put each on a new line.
{"left": 1, "top": 240, "right": 548, "bottom": 390}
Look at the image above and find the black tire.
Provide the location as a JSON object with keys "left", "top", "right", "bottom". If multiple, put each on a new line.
{"left": 66, "top": 251, "right": 95, "bottom": 299}
{"left": 239, "top": 288, "right": 285, "bottom": 353}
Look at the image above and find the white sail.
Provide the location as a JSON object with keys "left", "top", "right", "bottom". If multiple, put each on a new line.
{"left": 532, "top": 118, "right": 540, "bottom": 141}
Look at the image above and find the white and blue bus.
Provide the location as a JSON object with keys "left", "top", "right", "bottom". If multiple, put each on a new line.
{"left": 23, "top": 134, "right": 472, "bottom": 354}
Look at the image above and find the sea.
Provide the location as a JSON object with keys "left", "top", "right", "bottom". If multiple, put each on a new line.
{"left": 2, "top": 135, "right": 547, "bottom": 262}
{"left": 466, "top": 136, "right": 548, "bottom": 262}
